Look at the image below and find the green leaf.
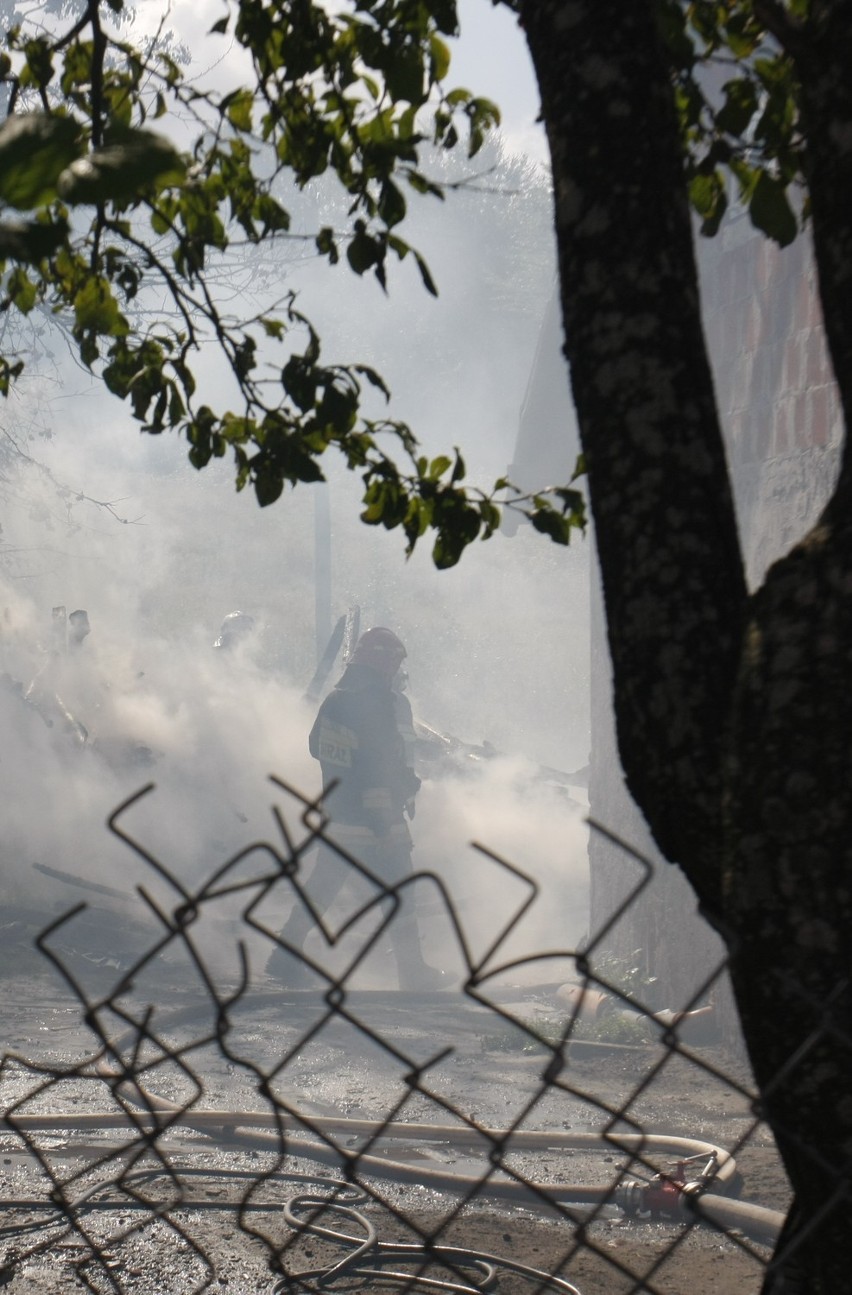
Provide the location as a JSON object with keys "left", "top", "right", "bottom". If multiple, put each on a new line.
{"left": 716, "top": 78, "right": 759, "bottom": 137}
{"left": 282, "top": 354, "right": 318, "bottom": 412}
{"left": 0, "top": 358, "right": 25, "bottom": 396}
{"left": 429, "top": 34, "right": 451, "bottom": 83}
{"left": 73, "top": 276, "right": 129, "bottom": 337}
{"left": 405, "top": 169, "right": 445, "bottom": 199}
{"left": 414, "top": 250, "right": 437, "bottom": 296}
{"left": 355, "top": 365, "right": 390, "bottom": 399}
{"left": 22, "top": 38, "right": 54, "bottom": 91}
{"left": 427, "top": 455, "right": 452, "bottom": 480}
{"left": 467, "top": 96, "right": 501, "bottom": 157}
{"left": 385, "top": 48, "right": 425, "bottom": 105}
{"left": 318, "top": 377, "right": 358, "bottom": 431}
{"left": 0, "top": 216, "right": 69, "bottom": 263}
{"left": 749, "top": 171, "right": 797, "bottom": 247}
{"left": 378, "top": 179, "right": 406, "bottom": 228}
{"left": 530, "top": 507, "right": 573, "bottom": 545}
{"left": 432, "top": 527, "right": 467, "bottom": 569}
{"left": 57, "top": 130, "right": 186, "bottom": 206}
{"left": 6, "top": 266, "right": 38, "bottom": 313}
{"left": 316, "top": 226, "right": 339, "bottom": 263}
{"left": 223, "top": 88, "right": 254, "bottom": 132}
{"left": 688, "top": 169, "right": 727, "bottom": 237}
{"left": 479, "top": 500, "right": 501, "bottom": 537}
{"left": 0, "top": 114, "right": 82, "bottom": 209}
{"left": 260, "top": 317, "right": 286, "bottom": 340}
{"left": 347, "top": 227, "right": 379, "bottom": 275}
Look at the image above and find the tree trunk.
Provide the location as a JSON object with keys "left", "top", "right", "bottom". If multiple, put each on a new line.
{"left": 726, "top": 511, "right": 852, "bottom": 1294}
{"left": 725, "top": 10, "right": 852, "bottom": 1287}
{"left": 518, "top": 0, "right": 747, "bottom": 915}
{"left": 517, "top": 0, "right": 852, "bottom": 1289}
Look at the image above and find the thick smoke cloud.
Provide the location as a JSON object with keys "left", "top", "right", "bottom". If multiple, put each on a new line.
{"left": 1, "top": 413, "right": 589, "bottom": 974}
{"left": 1, "top": 7, "right": 589, "bottom": 975}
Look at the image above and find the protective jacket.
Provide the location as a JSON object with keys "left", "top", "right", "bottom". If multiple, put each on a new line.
{"left": 309, "top": 662, "right": 420, "bottom": 833}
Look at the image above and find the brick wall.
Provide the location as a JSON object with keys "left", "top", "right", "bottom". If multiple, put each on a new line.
{"left": 504, "top": 217, "right": 841, "bottom": 1036}
{"left": 702, "top": 210, "right": 841, "bottom": 582}
{"left": 588, "top": 212, "right": 843, "bottom": 1040}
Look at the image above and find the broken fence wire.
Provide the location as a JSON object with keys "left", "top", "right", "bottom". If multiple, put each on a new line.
{"left": 0, "top": 777, "right": 792, "bottom": 1294}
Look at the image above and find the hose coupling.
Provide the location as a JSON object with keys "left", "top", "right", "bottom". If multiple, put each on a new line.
{"left": 616, "top": 1152, "right": 718, "bottom": 1219}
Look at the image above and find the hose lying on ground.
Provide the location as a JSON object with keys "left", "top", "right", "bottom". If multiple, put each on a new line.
{"left": 275, "top": 1192, "right": 586, "bottom": 1294}
{"left": 4, "top": 1102, "right": 784, "bottom": 1242}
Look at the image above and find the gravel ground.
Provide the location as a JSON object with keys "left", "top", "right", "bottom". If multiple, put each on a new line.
{"left": 0, "top": 929, "right": 789, "bottom": 1295}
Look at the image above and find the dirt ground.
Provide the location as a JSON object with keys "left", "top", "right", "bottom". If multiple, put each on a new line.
{"left": 0, "top": 927, "right": 789, "bottom": 1295}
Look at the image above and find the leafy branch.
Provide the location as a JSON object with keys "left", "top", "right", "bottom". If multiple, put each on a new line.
{"left": 658, "top": 0, "right": 805, "bottom": 245}
{"left": 0, "top": 1, "right": 582, "bottom": 565}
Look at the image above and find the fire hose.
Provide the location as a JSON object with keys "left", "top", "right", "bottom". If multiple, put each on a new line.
{"left": 1, "top": 995, "right": 786, "bottom": 1291}
{"left": 276, "top": 1192, "right": 585, "bottom": 1293}
{"left": 5, "top": 1098, "right": 784, "bottom": 1239}
{"left": 3, "top": 1058, "right": 786, "bottom": 1294}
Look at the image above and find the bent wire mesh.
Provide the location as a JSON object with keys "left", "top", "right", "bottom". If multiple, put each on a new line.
{"left": 1, "top": 777, "right": 793, "bottom": 1294}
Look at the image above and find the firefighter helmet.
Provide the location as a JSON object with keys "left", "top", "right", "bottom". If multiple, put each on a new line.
{"left": 214, "top": 610, "right": 255, "bottom": 650}
{"left": 351, "top": 626, "right": 406, "bottom": 677}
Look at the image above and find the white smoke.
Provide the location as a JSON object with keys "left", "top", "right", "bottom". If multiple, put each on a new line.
{"left": 415, "top": 754, "right": 588, "bottom": 970}
{"left": 0, "top": 6, "right": 588, "bottom": 978}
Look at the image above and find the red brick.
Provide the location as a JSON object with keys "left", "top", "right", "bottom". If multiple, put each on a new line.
{"left": 744, "top": 297, "right": 763, "bottom": 352}
{"left": 781, "top": 336, "right": 802, "bottom": 393}
{"left": 772, "top": 396, "right": 792, "bottom": 455}
{"left": 808, "top": 385, "right": 839, "bottom": 449}
{"left": 805, "top": 328, "right": 830, "bottom": 389}
{"left": 756, "top": 239, "right": 777, "bottom": 293}
{"left": 794, "top": 391, "right": 810, "bottom": 449}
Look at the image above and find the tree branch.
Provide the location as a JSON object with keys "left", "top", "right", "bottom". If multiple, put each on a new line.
{"left": 752, "top": 0, "right": 809, "bottom": 55}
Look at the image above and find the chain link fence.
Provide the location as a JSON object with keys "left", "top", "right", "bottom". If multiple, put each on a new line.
{"left": 1, "top": 778, "right": 790, "bottom": 1293}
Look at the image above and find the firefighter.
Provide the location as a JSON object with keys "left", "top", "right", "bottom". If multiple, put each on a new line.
{"left": 67, "top": 608, "right": 91, "bottom": 650}
{"left": 267, "top": 627, "right": 446, "bottom": 991}
{"left": 213, "top": 610, "right": 255, "bottom": 651}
